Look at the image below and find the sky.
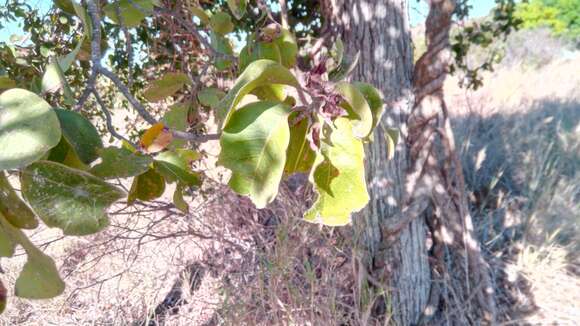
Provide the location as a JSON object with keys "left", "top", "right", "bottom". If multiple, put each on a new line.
{"left": 0, "top": 0, "right": 499, "bottom": 43}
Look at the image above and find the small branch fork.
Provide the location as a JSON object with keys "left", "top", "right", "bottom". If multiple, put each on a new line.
{"left": 76, "top": 0, "right": 220, "bottom": 144}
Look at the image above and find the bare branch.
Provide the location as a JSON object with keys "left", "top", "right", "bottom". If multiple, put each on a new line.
{"left": 92, "top": 90, "right": 136, "bottom": 147}
{"left": 279, "top": 0, "right": 289, "bottom": 28}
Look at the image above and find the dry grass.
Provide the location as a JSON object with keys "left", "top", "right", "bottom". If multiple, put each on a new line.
{"left": 446, "top": 37, "right": 580, "bottom": 324}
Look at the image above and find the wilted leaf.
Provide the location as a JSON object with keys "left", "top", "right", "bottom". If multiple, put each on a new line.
{"left": 143, "top": 72, "right": 191, "bottom": 102}
{"left": 20, "top": 161, "right": 124, "bottom": 235}
{"left": 104, "top": 0, "right": 154, "bottom": 27}
{"left": 0, "top": 172, "right": 38, "bottom": 229}
{"left": 140, "top": 123, "right": 173, "bottom": 153}
{"left": 0, "top": 277, "right": 6, "bottom": 314}
{"left": 217, "top": 59, "right": 298, "bottom": 125}
{"left": 219, "top": 101, "right": 291, "bottom": 208}
{"left": 127, "top": 168, "right": 165, "bottom": 203}
{"left": 305, "top": 118, "right": 369, "bottom": 226}
{"left": 209, "top": 12, "right": 234, "bottom": 35}
{"left": 90, "top": 147, "right": 152, "bottom": 179}
{"left": 334, "top": 82, "right": 373, "bottom": 139}
{"left": 54, "top": 109, "right": 102, "bottom": 164}
{"left": 0, "top": 88, "right": 61, "bottom": 171}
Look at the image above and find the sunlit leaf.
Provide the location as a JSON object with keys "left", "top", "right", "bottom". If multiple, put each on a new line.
{"left": 274, "top": 29, "right": 298, "bottom": 68}
{"left": 20, "top": 161, "right": 124, "bottom": 235}
{"left": 0, "top": 172, "right": 38, "bottom": 229}
{"left": 143, "top": 72, "right": 191, "bottom": 102}
{"left": 219, "top": 101, "right": 291, "bottom": 208}
{"left": 217, "top": 59, "right": 299, "bottom": 125}
{"left": 209, "top": 11, "right": 234, "bottom": 35}
{"left": 334, "top": 82, "right": 373, "bottom": 138}
{"left": 353, "top": 82, "right": 384, "bottom": 133}
{"left": 0, "top": 89, "right": 61, "bottom": 171}
{"left": 305, "top": 118, "right": 369, "bottom": 226}
{"left": 385, "top": 128, "right": 399, "bottom": 160}
{"left": 127, "top": 168, "right": 165, "bottom": 204}
{"left": 90, "top": 147, "right": 152, "bottom": 179}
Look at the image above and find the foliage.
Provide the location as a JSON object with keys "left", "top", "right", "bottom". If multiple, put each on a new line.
{"left": 515, "top": 0, "right": 580, "bottom": 38}
{"left": 0, "top": 0, "right": 389, "bottom": 308}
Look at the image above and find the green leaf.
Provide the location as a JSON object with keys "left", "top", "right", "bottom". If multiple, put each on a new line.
{"left": 305, "top": 118, "right": 369, "bottom": 226}
{"left": 284, "top": 114, "right": 315, "bottom": 175}
{"left": 353, "top": 82, "right": 384, "bottom": 133}
{"left": 219, "top": 101, "right": 291, "bottom": 208}
{"left": 198, "top": 88, "right": 225, "bottom": 109}
{"left": 239, "top": 42, "right": 282, "bottom": 72}
{"left": 154, "top": 151, "right": 201, "bottom": 186}
{"left": 0, "top": 88, "right": 61, "bottom": 171}
{"left": 0, "top": 215, "right": 65, "bottom": 299}
{"left": 274, "top": 29, "right": 298, "bottom": 68}
{"left": 103, "top": 0, "right": 154, "bottom": 28}
{"left": 210, "top": 32, "right": 233, "bottom": 71}
{"left": 143, "top": 72, "right": 191, "bottom": 102}
{"left": 46, "top": 137, "right": 89, "bottom": 170}
{"left": 41, "top": 41, "right": 82, "bottom": 96}
{"left": 217, "top": 59, "right": 299, "bottom": 125}
{"left": 0, "top": 217, "right": 15, "bottom": 257}
{"left": 173, "top": 183, "right": 189, "bottom": 213}
{"left": 334, "top": 82, "right": 373, "bottom": 139}
{"left": 227, "top": 0, "right": 247, "bottom": 19}
{"left": 0, "top": 76, "right": 16, "bottom": 89}
{"left": 190, "top": 5, "right": 210, "bottom": 25}
{"left": 127, "top": 168, "right": 165, "bottom": 204}
{"left": 20, "top": 161, "right": 124, "bottom": 235}
{"left": 209, "top": 12, "right": 234, "bottom": 35}
{"left": 90, "top": 147, "right": 152, "bottom": 179}
{"left": 162, "top": 103, "right": 190, "bottom": 149}
{"left": 54, "top": 109, "right": 102, "bottom": 164}
{"left": 0, "top": 172, "right": 38, "bottom": 229}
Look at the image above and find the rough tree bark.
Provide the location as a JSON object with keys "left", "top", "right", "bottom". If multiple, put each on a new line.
{"left": 327, "top": 0, "right": 497, "bottom": 325}
{"left": 328, "top": 1, "right": 431, "bottom": 325}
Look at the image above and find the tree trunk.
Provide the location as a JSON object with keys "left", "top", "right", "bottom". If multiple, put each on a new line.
{"left": 329, "top": 1, "right": 431, "bottom": 324}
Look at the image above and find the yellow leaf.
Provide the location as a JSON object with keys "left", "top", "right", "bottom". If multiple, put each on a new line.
{"left": 140, "top": 123, "right": 173, "bottom": 153}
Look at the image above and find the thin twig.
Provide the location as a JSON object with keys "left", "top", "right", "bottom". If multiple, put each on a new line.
{"left": 92, "top": 90, "right": 136, "bottom": 147}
